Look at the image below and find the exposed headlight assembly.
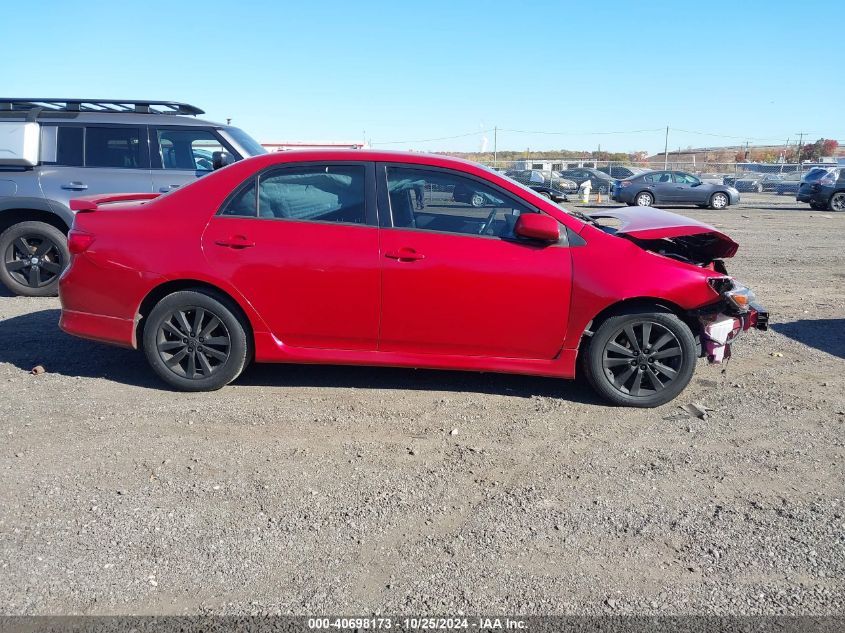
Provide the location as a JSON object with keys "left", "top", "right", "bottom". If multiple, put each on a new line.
{"left": 709, "top": 278, "right": 756, "bottom": 313}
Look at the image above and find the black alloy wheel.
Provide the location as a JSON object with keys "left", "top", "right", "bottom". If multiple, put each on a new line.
{"left": 0, "top": 221, "right": 69, "bottom": 297}
{"left": 155, "top": 306, "right": 232, "bottom": 380}
{"left": 600, "top": 321, "right": 682, "bottom": 397}
{"left": 584, "top": 310, "right": 697, "bottom": 407}
{"left": 142, "top": 290, "right": 249, "bottom": 391}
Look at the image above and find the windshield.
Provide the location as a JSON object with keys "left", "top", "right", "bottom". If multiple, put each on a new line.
{"left": 223, "top": 127, "right": 267, "bottom": 157}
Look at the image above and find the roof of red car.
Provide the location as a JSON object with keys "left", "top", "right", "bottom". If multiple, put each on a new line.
{"left": 248, "top": 149, "right": 486, "bottom": 171}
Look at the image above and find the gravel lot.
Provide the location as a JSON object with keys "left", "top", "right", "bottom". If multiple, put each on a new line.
{"left": 1, "top": 194, "right": 843, "bottom": 616}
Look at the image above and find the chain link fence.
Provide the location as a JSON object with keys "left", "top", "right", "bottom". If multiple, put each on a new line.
{"left": 471, "top": 158, "right": 841, "bottom": 198}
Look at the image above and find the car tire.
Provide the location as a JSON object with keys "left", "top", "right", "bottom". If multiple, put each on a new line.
{"left": 755, "top": 184, "right": 763, "bottom": 193}
{"left": 709, "top": 192, "right": 729, "bottom": 209}
{"left": 828, "top": 192, "right": 845, "bottom": 212}
{"left": 142, "top": 290, "right": 250, "bottom": 391}
{"left": 540, "top": 192, "right": 551, "bottom": 199}
{"left": 0, "top": 221, "right": 69, "bottom": 297}
{"left": 583, "top": 309, "right": 697, "bottom": 408}
{"left": 635, "top": 191, "right": 653, "bottom": 207}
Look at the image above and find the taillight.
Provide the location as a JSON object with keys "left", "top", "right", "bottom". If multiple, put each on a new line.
{"left": 819, "top": 176, "right": 835, "bottom": 186}
{"left": 620, "top": 180, "right": 632, "bottom": 187}
{"left": 68, "top": 229, "right": 94, "bottom": 254}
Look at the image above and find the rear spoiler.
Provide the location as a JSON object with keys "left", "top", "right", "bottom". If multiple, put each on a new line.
{"left": 69, "top": 192, "right": 161, "bottom": 212}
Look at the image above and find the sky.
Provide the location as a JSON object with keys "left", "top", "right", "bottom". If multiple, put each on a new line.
{"left": 3, "top": 0, "right": 843, "bottom": 155}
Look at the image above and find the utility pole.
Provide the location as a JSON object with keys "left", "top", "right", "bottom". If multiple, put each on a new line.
{"left": 493, "top": 126, "right": 497, "bottom": 163}
{"left": 796, "top": 132, "right": 807, "bottom": 166}
{"left": 663, "top": 126, "right": 669, "bottom": 170}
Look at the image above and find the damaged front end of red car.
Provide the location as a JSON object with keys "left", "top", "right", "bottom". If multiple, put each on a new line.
{"left": 588, "top": 207, "right": 770, "bottom": 364}
{"left": 695, "top": 278, "right": 769, "bottom": 363}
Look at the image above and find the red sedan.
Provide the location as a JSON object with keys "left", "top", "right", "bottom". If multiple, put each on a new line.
{"left": 58, "top": 151, "right": 767, "bottom": 407}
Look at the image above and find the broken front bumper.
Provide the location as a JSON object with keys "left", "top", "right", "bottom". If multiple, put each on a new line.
{"left": 700, "top": 302, "right": 768, "bottom": 363}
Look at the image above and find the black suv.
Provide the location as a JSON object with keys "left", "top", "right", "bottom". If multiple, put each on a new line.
{"left": 0, "top": 99, "right": 266, "bottom": 296}
{"left": 796, "top": 168, "right": 845, "bottom": 211}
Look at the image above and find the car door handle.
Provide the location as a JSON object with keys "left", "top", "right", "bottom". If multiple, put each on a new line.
{"left": 385, "top": 248, "right": 425, "bottom": 262}
{"left": 159, "top": 184, "right": 181, "bottom": 192}
{"left": 214, "top": 236, "right": 255, "bottom": 249}
{"left": 61, "top": 182, "right": 88, "bottom": 191}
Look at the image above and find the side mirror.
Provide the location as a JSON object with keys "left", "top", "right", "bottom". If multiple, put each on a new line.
{"left": 514, "top": 213, "right": 560, "bottom": 243}
{"left": 212, "top": 151, "right": 235, "bottom": 170}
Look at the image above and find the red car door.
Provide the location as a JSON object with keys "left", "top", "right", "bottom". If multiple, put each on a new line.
{"left": 377, "top": 164, "right": 571, "bottom": 359}
{"left": 201, "top": 162, "right": 380, "bottom": 351}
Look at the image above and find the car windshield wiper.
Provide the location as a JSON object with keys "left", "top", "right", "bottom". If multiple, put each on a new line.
{"left": 567, "top": 209, "right": 600, "bottom": 226}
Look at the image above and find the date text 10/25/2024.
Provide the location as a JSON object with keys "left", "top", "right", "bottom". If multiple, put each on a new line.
{"left": 307, "top": 617, "right": 527, "bottom": 630}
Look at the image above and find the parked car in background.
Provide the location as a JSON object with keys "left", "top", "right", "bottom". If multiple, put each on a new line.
{"left": 774, "top": 172, "right": 803, "bottom": 195}
{"left": 729, "top": 173, "right": 764, "bottom": 193}
{"left": 0, "top": 98, "right": 266, "bottom": 296}
{"left": 596, "top": 165, "right": 648, "bottom": 179}
{"left": 504, "top": 169, "right": 576, "bottom": 202}
{"left": 556, "top": 167, "right": 617, "bottom": 194}
{"left": 697, "top": 173, "right": 731, "bottom": 185}
{"left": 59, "top": 150, "right": 767, "bottom": 407}
{"left": 760, "top": 173, "right": 787, "bottom": 192}
{"left": 613, "top": 170, "right": 740, "bottom": 209}
{"left": 797, "top": 168, "right": 845, "bottom": 211}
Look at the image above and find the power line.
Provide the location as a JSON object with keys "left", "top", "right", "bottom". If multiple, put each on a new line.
{"left": 370, "top": 126, "right": 839, "bottom": 149}
{"left": 670, "top": 127, "right": 806, "bottom": 143}
{"left": 498, "top": 127, "right": 664, "bottom": 136}
{"left": 371, "top": 129, "right": 493, "bottom": 146}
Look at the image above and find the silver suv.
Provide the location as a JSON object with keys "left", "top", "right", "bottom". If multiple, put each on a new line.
{"left": 0, "top": 99, "right": 266, "bottom": 296}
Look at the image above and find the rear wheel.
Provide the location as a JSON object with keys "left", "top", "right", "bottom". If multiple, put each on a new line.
{"left": 635, "top": 191, "right": 653, "bottom": 207}
{"left": 709, "top": 192, "right": 729, "bottom": 209}
{"left": 829, "top": 192, "right": 845, "bottom": 212}
{"left": 142, "top": 290, "right": 250, "bottom": 391}
{"left": 584, "top": 310, "right": 697, "bottom": 407}
{"left": 540, "top": 191, "right": 552, "bottom": 199}
{"left": 0, "top": 221, "right": 68, "bottom": 297}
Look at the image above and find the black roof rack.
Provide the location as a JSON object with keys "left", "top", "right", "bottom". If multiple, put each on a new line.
{"left": 0, "top": 99, "right": 204, "bottom": 116}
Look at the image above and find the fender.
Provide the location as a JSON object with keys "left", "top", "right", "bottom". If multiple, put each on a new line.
{"left": 0, "top": 196, "right": 74, "bottom": 229}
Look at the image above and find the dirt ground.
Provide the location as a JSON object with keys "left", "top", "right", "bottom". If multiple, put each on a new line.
{"left": 1, "top": 193, "right": 843, "bottom": 616}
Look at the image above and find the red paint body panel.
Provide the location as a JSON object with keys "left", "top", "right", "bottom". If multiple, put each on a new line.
{"left": 59, "top": 149, "right": 738, "bottom": 382}
{"left": 379, "top": 228, "right": 570, "bottom": 358}
{"left": 202, "top": 217, "right": 380, "bottom": 350}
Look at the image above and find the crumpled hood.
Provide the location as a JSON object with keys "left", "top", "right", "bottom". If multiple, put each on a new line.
{"left": 588, "top": 207, "right": 739, "bottom": 258}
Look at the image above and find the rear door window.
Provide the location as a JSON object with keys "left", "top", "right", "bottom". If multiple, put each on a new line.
{"left": 258, "top": 165, "right": 367, "bottom": 224}
{"left": 85, "top": 126, "right": 144, "bottom": 168}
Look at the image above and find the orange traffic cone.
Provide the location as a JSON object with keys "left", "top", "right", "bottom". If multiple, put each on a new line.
{"left": 596, "top": 190, "right": 602, "bottom": 203}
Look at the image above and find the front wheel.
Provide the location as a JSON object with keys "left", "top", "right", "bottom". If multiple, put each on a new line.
{"left": 635, "top": 191, "right": 653, "bottom": 207}
{"left": 142, "top": 290, "right": 250, "bottom": 391}
{"left": 829, "top": 192, "right": 845, "bottom": 212}
{"left": 709, "top": 192, "right": 729, "bottom": 209}
{"left": 0, "top": 221, "right": 69, "bottom": 297}
{"left": 583, "top": 310, "right": 697, "bottom": 407}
